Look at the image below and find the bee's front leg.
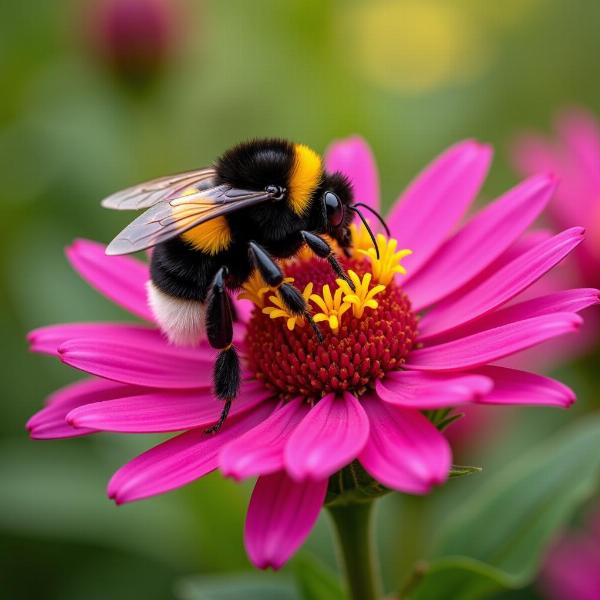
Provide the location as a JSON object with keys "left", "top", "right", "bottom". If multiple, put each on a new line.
{"left": 301, "top": 231, "right": 355, "bottom": 291}
{"left": 248, "top": 241, "right": 323, "bottom": 342}
{"left": 205, "top": 266, "right": 239, "bottom": 434}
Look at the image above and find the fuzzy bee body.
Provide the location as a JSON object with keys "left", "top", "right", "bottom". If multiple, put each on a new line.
{"left": 103, "top": 138, "right": 359, "bottom": 432}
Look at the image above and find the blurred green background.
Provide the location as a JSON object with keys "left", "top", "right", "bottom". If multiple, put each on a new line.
{"left": 2, "top": 1, "right": 600, "bottom": 598}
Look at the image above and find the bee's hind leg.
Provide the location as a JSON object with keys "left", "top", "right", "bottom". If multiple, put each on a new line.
{"left": 205, "top": 266, "right": 240, "bottom": 434}
{"left": 301, "top": 231, "right": 355, "bottom": 291}
{"left": 248, "top": 241, "right": 323, "bottom": 342}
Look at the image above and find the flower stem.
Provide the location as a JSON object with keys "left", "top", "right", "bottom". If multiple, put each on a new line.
{"left": 328, "top": 501, "right": 381, "bottom": 600}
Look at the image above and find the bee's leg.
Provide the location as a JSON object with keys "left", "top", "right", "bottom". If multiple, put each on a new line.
{"left": 301, "top": 231, "right": 355, "bottom": 291}
{"left": 248, "top": 241, "right": 323, "bottom": 342}
{"left": 205, "top": 266, "right": 240, "bottom": 434}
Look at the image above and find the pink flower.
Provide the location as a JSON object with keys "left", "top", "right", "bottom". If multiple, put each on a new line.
{"left": 512, "top": 108, "right": 600, "bottom": 288}
{"left": 28, "top": 137, "right": 596, "bottom": 569}
{"left": 85, "top": 0, "right": 182, "bottom": 84}
{"left": 511, "top": 108, "right": 600, "bottom": 362}
{"left": 539, "top": 508, "right": 600, "bottom": 600}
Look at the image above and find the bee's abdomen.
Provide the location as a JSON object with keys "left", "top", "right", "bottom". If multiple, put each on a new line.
{"left": 150, "top": 237, "right": 217, "bottom": 302}
{"left": 147, "top": 280, "right": 206, "bottom": 347}
{"left": 150, "top": 236, "right": 254, "bottom": 301}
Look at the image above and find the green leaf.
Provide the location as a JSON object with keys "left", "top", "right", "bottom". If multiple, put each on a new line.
{"left": 325, "top": 461, "right": 390, "bottom": 507}
{"left": 401, "top": 557, "right": 510, "bottom": 600}
{"left": 0, "top": 438, "right": 197, "bottom": 568}
{"left": 175, "top": 574, "right": 298, "bottom": 600}
{"left": 292, "top": 554, "right": 344, "bottom": 600}
{"left": 436, "top": 413, "right": 465, "bottom": 431}
{"left": 433, "top": 414, "right": 600, "bottom": 588}
{"left": 425, "top": 409, "right": 464, "bottom": 431}
{"left": 449, "top": 465, "right": 483, "bottom": 479}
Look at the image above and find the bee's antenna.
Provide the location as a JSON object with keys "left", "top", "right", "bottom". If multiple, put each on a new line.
{"left": 350, "top": 206, "right": 380, "bottom": 259}
{"left": 352, "top": 203, "right": 391, "bottom": 237}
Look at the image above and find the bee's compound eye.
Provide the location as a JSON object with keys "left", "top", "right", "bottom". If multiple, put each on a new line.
{"left": 266, "top": 185, "right": 285, "bottom": 200}
{"left": 325, "top": 192, "right": 344, "bottom": 226}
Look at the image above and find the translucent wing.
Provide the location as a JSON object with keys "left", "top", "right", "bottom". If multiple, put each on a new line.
{"left": 101, "top": 167, "right": 217, "bottom": 210}
{"left": 106, "top": 185, "right": 275, "bottom": 255}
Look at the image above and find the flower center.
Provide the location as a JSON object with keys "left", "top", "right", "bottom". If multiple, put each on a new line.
{"left": 241, "top": 228, "right": 418, "bottom": 401}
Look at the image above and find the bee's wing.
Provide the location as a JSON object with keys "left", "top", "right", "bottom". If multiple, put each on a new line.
{"left": 101, "top": 167, "right": 217, "bottom": 210}
{"left": 106, "top": 185, "right": 275, "bottom": 255}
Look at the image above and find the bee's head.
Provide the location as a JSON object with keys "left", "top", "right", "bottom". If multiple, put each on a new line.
{"left": 319, "top": 172, "right": 354, "bottom": 255}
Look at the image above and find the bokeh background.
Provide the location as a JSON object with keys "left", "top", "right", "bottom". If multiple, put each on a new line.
{"left": 2, "top": 1, "right": 600, "bottom": 598}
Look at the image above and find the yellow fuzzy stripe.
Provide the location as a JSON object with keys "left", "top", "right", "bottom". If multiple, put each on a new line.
{"left": 182, "top": 217, "right": 232, "bottom": 254}
{"left": 173, "top": 186, "right": 232, "bottom": 254}
{"left": 289, "top": 144, "right": 323, "bottom": 216}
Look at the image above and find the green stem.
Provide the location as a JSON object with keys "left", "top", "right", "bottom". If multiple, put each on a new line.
{"left": 328, "top": 501, "right": 382, "bottom": 600}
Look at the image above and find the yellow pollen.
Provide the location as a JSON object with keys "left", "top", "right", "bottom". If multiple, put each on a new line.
{"left": 350, "top": 221, "right": 377, "bottom": 256}
{"left": 262, "top": 282, "right": 313, "bottom": 330}
{"left": 238, "top": 271, "right": 270, "bottom": 308}
{"left": 240, "top": 273, "right": 294, "bottom": 308}
{"left": 310, "top": 284, "right": 351, "bottom": 334}
{"left": 358, "top": 233, "right": 412, "bottom": 285}
{"left": 337, "top": 270, "right": 386, "bottom": 319}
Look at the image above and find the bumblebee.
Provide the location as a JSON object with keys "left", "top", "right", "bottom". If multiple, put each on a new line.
{"left": 103, "top": 138, "right": 384, "bottom": 432}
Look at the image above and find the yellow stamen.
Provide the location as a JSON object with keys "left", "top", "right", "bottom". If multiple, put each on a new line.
{"left": 310, "top": 284, "right": 351, "bottom": 333}
{"left": 239, "top": 272, "right": 293, "bottom": 308}
{"left": 337, "top": 270, "right": 386, "bottom": 318}
{"left": 238, "top": 271, "right": 269, "bottom": 307}
{"left": 358, "top": 234, "right": 412, "bottom": 285}
{"left": 262, "top": 282, "right": 314, "bottom": 330}
{"left": 350, "top": 220, "right": 377, "bottom": 256}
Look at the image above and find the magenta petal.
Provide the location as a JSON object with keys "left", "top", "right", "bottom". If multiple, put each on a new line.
{"left": 67, "top": 380, "right": 268, "bottom": 433}
{"left": 387, "top": 140, "right": 492, "bottom": 276}
{"left": 27, "top": 378, "right": 141, "bottom": 439}
{"left": 472, "top": 366, "right": 575, "bottom": 407}
{"left": 284, "top": 392, "right": 369, "bottom": 482}
{"left": 324, "top": 136, "right": 380, "bottom": 218}
{"left": 219, "top": 398, "right": 309, "bottom": 481}
{"left": 431, "top": 288, "right": 600, "bottom": 343}
{"left": 58, "top": 335, "right": 215, "bottom": 388}
{"left": 419, "top": 227, "right": 585, "bottom": 339}
{"left": 375, "top": 371, "right": 493, "bottom": 409}
{"left": 28, "top": 323, "right": 161, "bottom": 356}
{"left": 108, "top": 400, "right": 276, "bottom": 504}
{"left": 540, "top": 534, "right": 600, "bottom": 600}
{"left": 244, "top": 471, "right": 327, "bottom": 570}
{"left": 234, "top": 297, "right": 254, "bottom": 324}
{"left": 358, "top": 393, "right": 451, "bottom": 494}
{"left": 66, "top": 239, "right": 153, "bottom": 321}
{"left": 407, "top": 313, "right": 582, "bottom": 371}
{"left": 451, "top": 230, "right": 552, "bottom": 296}
{"left": 556, "top": 108, "right": 600, "bottom": 191}
{"left": 404, "top": 175, "right": 556, "bottom": 310}
{"left": 511, "top": 134, "right": 560, "bottom": 182}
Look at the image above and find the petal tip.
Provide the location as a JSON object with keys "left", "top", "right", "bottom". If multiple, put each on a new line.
{"left": 219, "top": 465, "right": 244, "bottom": 483}
{"left": 65, "top": 409, "right": 82, "bottom": 428}
{"left": 473, "top": 375, "right": 495, "bottom": 399}
{"left": 571, "top": 313, "right": 584, "bottom": 329}
{"left": 249, "top": 556, "right": 284, "bottom": 571}
{"left": 65, "top": 238, "right": 91, "bottom": 258}
{"left": 459, "top": 138, "right": 493, "bottom": 158}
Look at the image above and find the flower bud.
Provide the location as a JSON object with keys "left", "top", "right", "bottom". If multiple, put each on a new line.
{"left": 86, "top": 0, "right": 182, "bottom": 86}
